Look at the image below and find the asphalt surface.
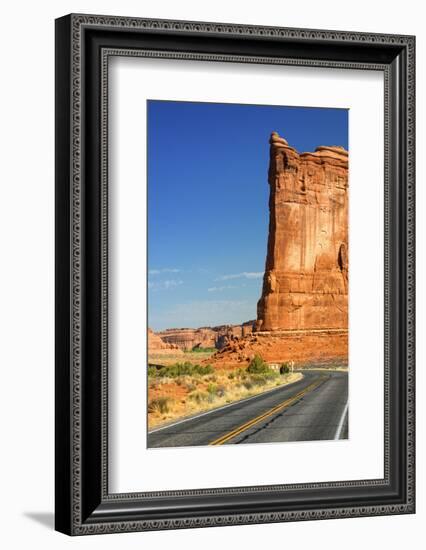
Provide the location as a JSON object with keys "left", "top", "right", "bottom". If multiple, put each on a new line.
{"left": 147, "top": 370, "right": 348, "bottom": 448}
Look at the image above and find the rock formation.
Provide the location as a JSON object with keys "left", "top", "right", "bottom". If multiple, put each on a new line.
{"left": 256, "top": 132, "right": 348, "bottom": 332}
{"left": 156, "top": 328, "right": 216, "bottom": 350}
{"left": 147, "top": 328, "right": 183, "bottom": 355}
{"left": 152, "top": 133, "right": 349, "bottom": 368}
{"left": 157, "top": 321, "right": 255, "bottom": 351}
{"left": 205, "top": 133, "right": 348, "bottom": 368}
{"left": 212, "top": 330, "right": 347, "bottom": 368}
{"left": 215, "top": 322, "right": 254, "bottom": 349}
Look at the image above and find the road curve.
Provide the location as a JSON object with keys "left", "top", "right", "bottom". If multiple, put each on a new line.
{"left": 147, "top": 370, "right": 348, "bottom": 448}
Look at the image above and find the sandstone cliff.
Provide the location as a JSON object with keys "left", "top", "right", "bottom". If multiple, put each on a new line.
{"left": 151, "top": 133, "right": 349, "bottom": 367}
{"left": 147, "top": 328, "right": 183, "bottom": 355}
{"left": 256, "top": 132, "right": 348, "bottom": 332}
{"left": 157, "top": 321, "right": 255, "bottom": 351}
{"left": 206, "top": 132, "right": 348, "bottom": 368}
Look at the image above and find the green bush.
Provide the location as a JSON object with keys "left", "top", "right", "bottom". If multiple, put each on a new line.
{"left": 207, "top": 383, "right": 217, "bottom": 395}
{"left": 280, "top": 363, "right": 291, "bottom": 374}
{"left": 247, "top": 354, "right": 270, "bottom": 374}
{"left": 155, "top": 362, "right": 215, "bottom": 378}
{"left": 187, "top": 346, "right": 217, "bottom": 353}
{"left": 206, "top": 383, "right": 218, "bottom": 403}
{"left": 148, "top": 366, "right": 158, "bottom": 378}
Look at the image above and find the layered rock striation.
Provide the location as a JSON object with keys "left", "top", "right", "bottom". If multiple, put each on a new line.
{"left": 157, "top": 321, "right": 255, "bottom": 351}
{"left": 256, "top": 132, "right": 348, "bottom": 332}
{"left": 147, "top": 328, "right": 183, "bottom": 355}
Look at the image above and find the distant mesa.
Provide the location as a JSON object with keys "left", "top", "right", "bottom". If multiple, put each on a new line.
{"left": 147, "top": 328, "right": 183, "bottom": 355}
{"left": 153, "top": 322, "right": 255, "bottom": 352}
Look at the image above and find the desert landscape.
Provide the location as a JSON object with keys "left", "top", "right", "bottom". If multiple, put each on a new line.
{"left": 147, "top": 130, "right": 348, "bottom": 440}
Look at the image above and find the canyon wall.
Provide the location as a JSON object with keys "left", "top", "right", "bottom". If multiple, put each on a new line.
{"left": 256, "top": 132, "right": 349, "bottom": 332}
{"left": 147, "top": 328, "right": 183, "bottom": 355}
{"left": 157, "top": 321, "right": 255, "bottom": 351}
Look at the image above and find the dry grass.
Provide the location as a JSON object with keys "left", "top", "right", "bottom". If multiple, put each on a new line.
{"left": 149, "top": 349, "right": 216, "bottom": 366}
{"left": 147, "top": 367, "right": 303, "bottom": 429}
{"left": 147, "top": 396, "right": 172, "bottom": 414}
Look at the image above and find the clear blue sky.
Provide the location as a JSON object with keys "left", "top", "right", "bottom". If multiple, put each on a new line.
{"left": 147, "top": 100, "right": 348, "bottom": 331}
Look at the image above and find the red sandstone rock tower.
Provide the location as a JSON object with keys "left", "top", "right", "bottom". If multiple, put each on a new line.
{"left": 256, "top": 132, "right": 349, "bottom": 332}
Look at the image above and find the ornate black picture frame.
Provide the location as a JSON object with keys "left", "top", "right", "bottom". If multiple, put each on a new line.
{"left": 55, "top": 14, "right": 415, "bottom": 535}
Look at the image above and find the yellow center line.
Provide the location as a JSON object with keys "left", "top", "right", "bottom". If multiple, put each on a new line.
{"left": 209, "top": 376, "right": 327, "bottom": 446}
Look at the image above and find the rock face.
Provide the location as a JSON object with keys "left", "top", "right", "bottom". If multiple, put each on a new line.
{"left": 215, "top": 322, "right": 254, "bottom": 349}
{"left": 157, "top": 328, "right": 216, "bottom": 350}
{"left": 256, "top": 132, "right": 348, "bottom": 332}
{"left": 147, "top": 328, "right": 183, "bottom": 355}
{"left": 157, "top": 321, "right": 255, "bottom": 351}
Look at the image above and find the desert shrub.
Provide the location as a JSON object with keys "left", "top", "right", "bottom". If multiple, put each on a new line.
{"left": 185, "top": 382, "right": 196, "bottom": 392}
{"left": 148, "top": 397, "right": 171, "bottom": 414}
{"left": 206, "top": 383, "right": 218, "bottom": 402}
{"left": 148, "top": 366, "right": 158, "bottom": 378}
{"left": 227, "top": 371, "right": 236, "bottom": 380}
{"left": 267, "top": 370, "right": 280, "bottom": 380}
{"left": 156, "top": 362, "right": 214, "bottom": 378}
{"left": 243, "top": 380, "right": 254, "bottom": 391}
{"left": 237, "top": 368, "right": 248, "bottom": 380}
{"left": 207, "top": 383, "right": 217, "bottom": 395}
{"left": 203, "top": 364, "right": 214, "bottom": 373}
{"left": 249, "top": 374, "right": 268, "bottom": 386}
{"left": 217, "top": 385, "right": 226, "bottom": 398}
{"left": 249, "top": 372, "right": 277, "bottom": 386}
{"left": 280, "top": 363, "right": 291, "bottom": 374}
{"left": 247, "top": 354, "right": 270, "bottom": 374}
{"left": 188, "top": 346, "right": 216, "bottom": 353}
{"left": 189, "top": 390, "right": 207, "bottom": 404}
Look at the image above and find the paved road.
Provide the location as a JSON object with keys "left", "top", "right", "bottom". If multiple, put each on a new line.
{"left": 147, "top": 370, "right": 348, "bottom": 448}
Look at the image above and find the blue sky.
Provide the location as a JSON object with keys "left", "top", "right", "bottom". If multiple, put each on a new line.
{"left": 147, "top": 100, "right": 348, "bottom": 331}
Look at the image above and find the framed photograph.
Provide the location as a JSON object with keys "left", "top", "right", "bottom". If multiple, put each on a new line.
{"left": 55, "top": 14, "right": 415, "bottom": 535}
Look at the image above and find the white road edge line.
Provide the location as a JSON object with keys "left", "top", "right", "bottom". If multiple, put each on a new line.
{"left": 334, "top": 400, "right": 349, "bottom": 440}
{"left": 148, "top": 373, "right": 309, "bottom": 435}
